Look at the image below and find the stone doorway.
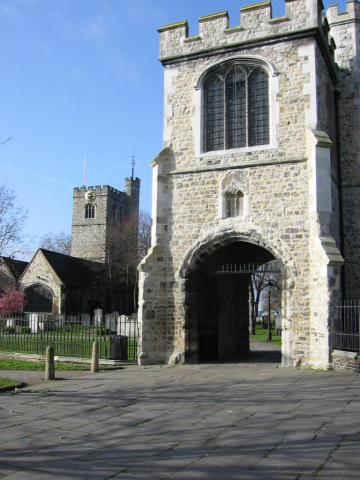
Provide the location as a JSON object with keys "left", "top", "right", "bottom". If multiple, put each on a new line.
{"left": 184, "top": 240, "right": 282, "bottom": 364}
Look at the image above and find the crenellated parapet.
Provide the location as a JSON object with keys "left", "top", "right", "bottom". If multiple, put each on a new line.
{"left": 158, "top": 0, "right": 328, "bottom": 62}
{"left": 326, "top": 0, "right": 360, "bottom": 25}
{"left": 73, "top": 185, "right": 124, "bottom": 197}
{"left": 326, "top": 0, "right": 360, "bottom": 70}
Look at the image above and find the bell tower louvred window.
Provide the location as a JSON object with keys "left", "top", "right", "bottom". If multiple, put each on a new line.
{"left": 85, "top": 203, "right": 95, "bottom": 219}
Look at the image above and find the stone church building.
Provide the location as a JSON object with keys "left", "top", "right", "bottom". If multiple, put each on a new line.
{"left": 0, "top": 176, "right": 140, "bottom": 316}
{"left": 138, "top": 0, "right": 360, "bottom": 369}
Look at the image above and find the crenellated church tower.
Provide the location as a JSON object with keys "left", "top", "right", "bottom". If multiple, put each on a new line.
{"left": 137, "top": 0, "right": 360, "bottom": 369}
{"left": 71, "top": 177, "right": 140, "bottom": 262}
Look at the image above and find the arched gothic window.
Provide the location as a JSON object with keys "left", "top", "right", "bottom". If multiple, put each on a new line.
{"left": 85, "top": 203, "right": 95, "bottom": 219}
{"left": 225, "top": 191, "right": 244, "bottom": 218}
{"left": 204, "top": 64, "right": 269, "bottom": 152}
{"left": 25, "top": 284, "right": 53, "bottom": 313}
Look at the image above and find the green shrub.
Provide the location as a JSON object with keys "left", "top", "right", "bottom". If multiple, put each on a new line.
{"left": 22, "top": 326, "right": 31, "bottom": 334}
{"left": 5, "top": 327, "right": 15, "bottom": 334}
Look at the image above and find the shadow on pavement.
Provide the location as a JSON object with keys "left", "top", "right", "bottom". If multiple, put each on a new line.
{"left": 203, "top": 340, "right": 282, "bottom": 364}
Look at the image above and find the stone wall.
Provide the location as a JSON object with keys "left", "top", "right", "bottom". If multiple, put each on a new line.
{"left": 327, "top": 1, "right": 360, "bottom": 299}
{"left": 0, "top": 262, "right": 15, "bottom": 290}
{"left": 331, "top": 349, "right": 360, "bottom": 373}
{"left": 158, "top": 0, "right": 328, "bottom": 61}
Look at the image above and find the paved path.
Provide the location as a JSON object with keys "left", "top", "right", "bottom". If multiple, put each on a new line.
{"left": 0, "top": 369, "right": 94, "bottom": 388}
{"left": 0, "top": 349, "right": 359, "bottom": 479}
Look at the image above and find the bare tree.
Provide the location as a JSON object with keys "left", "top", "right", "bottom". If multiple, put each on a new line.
{"left": 137, "top": 210, "right": 152, "bottom": 263}
{"left": 96, "top": 210, "right": 151, "bottom": 313}
{"left": 0, "top": 135, "right": 13, "bottom": 146}
{"left": 0, "top": 184, "right": 29, "bottom": 258}
{"left": 40, "top": 231, "right": 71, "bottom": 255}
{"left": 249, "top": 260, "right": 281, "bottom": 334}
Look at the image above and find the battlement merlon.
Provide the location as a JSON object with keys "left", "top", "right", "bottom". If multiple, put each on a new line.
{"left": 73, "top": 185, "right": 124, "bottom": 196}
{"left": 124, "top": 177, "right": 140, "bottom": 204}
{"left": 158, "top": 0, "right": 328, "bottom": 62}
{"left": 326, "top": 0, "right": 360, "bottom": 25}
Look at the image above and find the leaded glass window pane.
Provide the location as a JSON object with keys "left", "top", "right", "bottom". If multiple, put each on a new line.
{"left": 205, "top": 76, "right": 225, "bottom": 152}
{"left": 25, "top": 285, "right": 53, "bottom": 313}
{"left": 203, "top": 63, "right": 269, "bottom": 152}
{"left": 248, "top": 68, "right": 269, "bottom": 146}
{"left": 226, "top": 67, "right": 246, "bottom": 149}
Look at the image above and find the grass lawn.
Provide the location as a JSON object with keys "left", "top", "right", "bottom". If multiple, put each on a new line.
{"left": 0, "top": 377, "right": 20, "bottom": 389}
{"left": 0, "top": 335, "right": 138, "bottom": 360}
{"left": 0, "top": 358, "right": 103, "bottom": 371}
{"left": 250, "top": 324, "right": 281, "bottom": 346}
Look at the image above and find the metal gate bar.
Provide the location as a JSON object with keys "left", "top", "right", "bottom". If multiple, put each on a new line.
{"left": 199, "top": 276, "right": 218, "bottom": 361}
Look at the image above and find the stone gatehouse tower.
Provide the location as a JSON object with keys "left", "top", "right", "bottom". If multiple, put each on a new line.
{"left": 71, "top": 177, "right": 140, "bottom": 262}
{"left": 138, "top": 0, "right": 360, "bottom": 368}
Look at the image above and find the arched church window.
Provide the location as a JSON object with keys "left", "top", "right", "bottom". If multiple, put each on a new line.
{"left": 25, "top": 284, "right": 53, "bottom": 313}
{"left": 225, "top": 191, "right": 244, "bottom": 218}
{"left": 85, "top": 203, "right": 95, "bottom": 219}
{"left": 204, "top": 64, "right": 269, "bottom": 152}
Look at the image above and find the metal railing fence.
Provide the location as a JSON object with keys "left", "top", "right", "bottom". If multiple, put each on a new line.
{"left": 0, "top": 313, "right": 139, "bottom": 361}
{"left": 331, "top": 300, "right": 360, "bottom": 354}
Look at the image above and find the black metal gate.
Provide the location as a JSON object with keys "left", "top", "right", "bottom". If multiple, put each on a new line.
{"left": 331, "top": 300, "right": 360, "bottom": 353}
{"left": 199, "top": 276, "right": 218, "bottom": 361}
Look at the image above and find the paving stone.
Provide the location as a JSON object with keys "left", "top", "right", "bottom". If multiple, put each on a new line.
{"left": 15, "top": 457, "right": 123, "bottom": 479}
{"left": 251, "top": 457, "right": 320, "bottom": 475}
{"left": 112, "top": 473, "right": 154, "bottom": 479}
{"left": 0, "top": 437, "right": 50, "bottom": 453}
{"left": 170, "top": 464, "right": 299, "bottom": 479}
{"left": 317, "top": 460, "right": 360, "bottom": 479}
{"left": 328, "top": 439, "right": 360, "bottom": 465}
{"left": 0, "top": 461, "right": 22, "bottom": 476}
{"left": 80, "top": 441, "right": 179, "bottom": 468}
{"left": 127, "top": 457, "right": 195, "bottom": 477}
{"left": 2, "top": 452, "right": 60, "bottom": 468}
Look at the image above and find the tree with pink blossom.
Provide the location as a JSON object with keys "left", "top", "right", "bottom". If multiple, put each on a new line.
{"left": 0, "top": 288, "right": 27, "bottom": 314}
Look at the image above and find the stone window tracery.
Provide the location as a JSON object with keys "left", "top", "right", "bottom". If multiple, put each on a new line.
{"left": 219, "top": 173, "right": 248, "bottom": 219}
{"left": 85, "top": 203, "right": 95, "bottom": 219}
{"left": 204, "top": 64, "right": 269, "bottom": 152}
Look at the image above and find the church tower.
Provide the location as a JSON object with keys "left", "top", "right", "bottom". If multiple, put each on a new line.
{"left": 71, "top": 177, "right": 140, "bottom": 262}
{"left": 137, "top": 0, "right": 355, "bottom": 369}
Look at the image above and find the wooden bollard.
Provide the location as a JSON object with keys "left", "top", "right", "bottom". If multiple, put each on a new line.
{"left": 91, "top": 341, "right": 99, "bottom": 373}
{"left": 45, "top": 345, "right": 55, "bottom": 381}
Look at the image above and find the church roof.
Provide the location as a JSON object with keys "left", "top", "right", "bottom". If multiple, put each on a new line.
{"left": 39, "top": 249, "right": 105, "bottom": 288}
{"left": 1, "top": 256, "right": 28, "bottom": 281}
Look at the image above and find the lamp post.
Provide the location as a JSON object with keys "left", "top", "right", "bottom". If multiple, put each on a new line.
{"left": 266, "top": 279, "right": 274, "bottom": 342}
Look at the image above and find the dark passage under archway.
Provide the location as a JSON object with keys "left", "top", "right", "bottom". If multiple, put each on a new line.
{"left": 184, "top": 241, "right": 281, "bottom": 363}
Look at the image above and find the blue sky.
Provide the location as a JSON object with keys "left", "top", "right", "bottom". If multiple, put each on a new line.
{"left": 0, "top": 0, "right": 347, "bottom": 259}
